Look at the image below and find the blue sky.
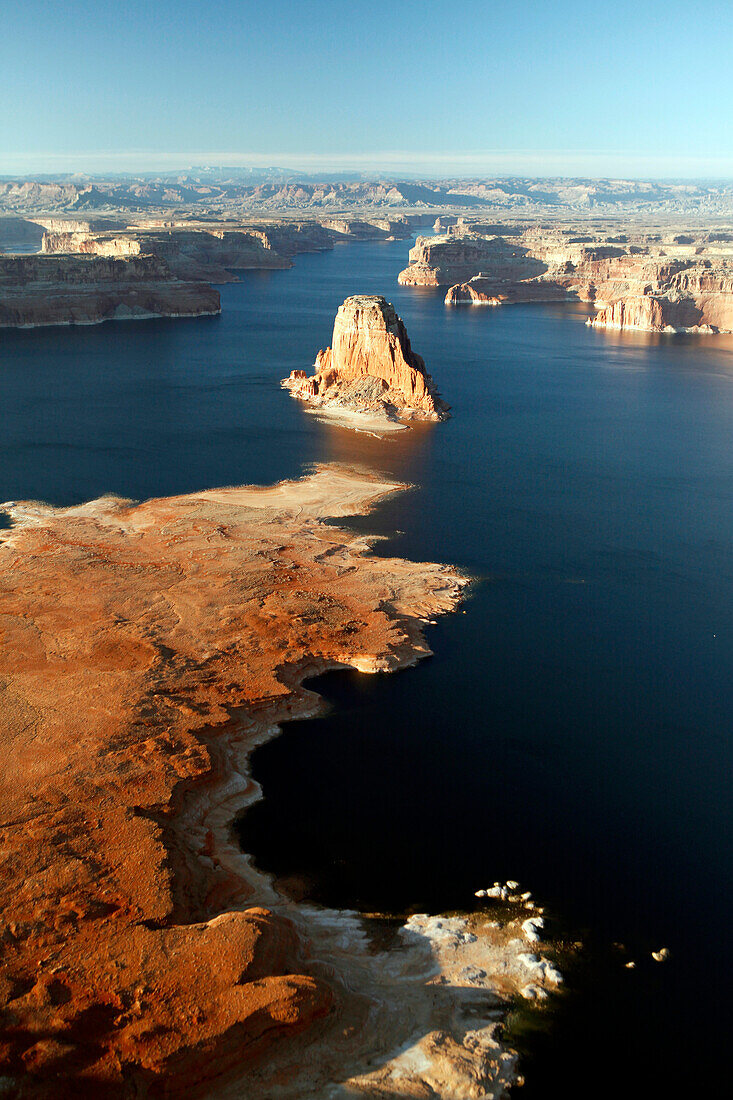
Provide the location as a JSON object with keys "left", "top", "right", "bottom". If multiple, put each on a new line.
{"left": 2, "top": 0, "right": 732, "bottom": 177}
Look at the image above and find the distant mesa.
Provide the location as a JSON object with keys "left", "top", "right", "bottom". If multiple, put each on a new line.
{"left": 400, "top": 222, "right": 733, "bottom": 335}
{"left": 0, "top": 218, "right": 431, "bottom": 329}
{"left": 283, "top": 295, "right": 448, "bottom": 426}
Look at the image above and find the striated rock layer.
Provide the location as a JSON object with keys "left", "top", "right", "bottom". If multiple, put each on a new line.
{"left": 40, "top": 227, "right": 291, "bottom": 283}
{"left": 0, "top": 466, "right": 469, "bottom": 1097}
{"left": 39, "top": 219, "right": 421, "bottom": 281}
{"left": 0, "top": 254, "right": 220, "bottom": 327}
{"left": 283, "top": 295, "right": 448, "bottom": 425}
{"left": 399, "top": 233, "right": 546, "bottom": 288}
{"left": 588, "top": 270, "right": 733, "bottom": 333}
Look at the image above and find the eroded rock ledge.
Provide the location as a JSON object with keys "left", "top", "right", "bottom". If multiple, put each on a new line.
{"left": 0, "top": 218, "right": 427, "bottom": 329}
{"left": 0, "top": 466, "right": 473, "bottom": 1096}
{"left": 283, "top": 295, "right": 448, "bottom": 427}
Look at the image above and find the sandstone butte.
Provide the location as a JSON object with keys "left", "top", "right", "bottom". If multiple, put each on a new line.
{"left": 398, "top": 224, "right": 733, "bottom": 334}
{"left": 283, "top": 295, "right": 448, "bottom": 424}
{"left": 0, "top": 466, "right": 468, "bottom": 1097}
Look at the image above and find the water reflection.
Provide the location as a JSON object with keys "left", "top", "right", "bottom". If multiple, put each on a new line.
{"left": 309, "top": 412, "right": 439, "bottom": 484}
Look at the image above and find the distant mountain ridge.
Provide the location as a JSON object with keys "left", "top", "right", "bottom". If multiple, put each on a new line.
{"left": 1, "top": 174, "right": 732, "bottom": 216}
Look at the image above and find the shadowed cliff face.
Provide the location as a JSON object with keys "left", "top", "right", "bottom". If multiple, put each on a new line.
{"left": 0, "top": 466, "right": 465, "bottom": 1098}
{"left": 0, "top": 217, "right": 45, "bottom": 252}
{"left": 284, "top": 295, "right": 448, "bottom": 423}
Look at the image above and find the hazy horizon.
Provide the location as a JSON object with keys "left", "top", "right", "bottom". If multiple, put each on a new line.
{"left": 3, "top": 154, "right": 733, "bottom": 184}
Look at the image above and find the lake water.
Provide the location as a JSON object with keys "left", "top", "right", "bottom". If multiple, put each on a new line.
{"left": 2, "top": 237, "right": 732, "bottom": 1096}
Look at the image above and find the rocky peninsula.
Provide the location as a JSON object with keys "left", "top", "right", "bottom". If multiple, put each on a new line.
{"left": 283, "top": 295, "right": 448, "bottom": 428}
{"left": 0, "top": 466, "right": 562, "bottom": 1098}
{"left": 400, "top": 224, "right": 733, "bottom": 334}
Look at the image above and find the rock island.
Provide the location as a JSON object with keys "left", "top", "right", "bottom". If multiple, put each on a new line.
{"left": 283, "top": 294, "right": 448, "bottom": 427}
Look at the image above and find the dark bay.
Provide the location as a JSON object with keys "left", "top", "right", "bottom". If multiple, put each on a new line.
{"left": 2, "top": 237, "right": 732, "bottom": 1096}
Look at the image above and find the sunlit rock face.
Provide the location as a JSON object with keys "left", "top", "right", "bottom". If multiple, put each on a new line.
{"left": 398, "top": 233, "right": 546, "bottom": 287}
{"left": 284, "top": 295, "right": 448, "bottom": 423}
{"left": 588, "top": 295, "right": 704, "bottom": 332}
{"left": 445, "top": 277, "right": 572, "bottom": 306}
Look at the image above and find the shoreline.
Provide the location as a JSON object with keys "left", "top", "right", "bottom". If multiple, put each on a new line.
{"left": 294, "top": 400, "right": 409, "bottom": 434}
{"left": 174, "top": 661, "right": 564, "bottom": 1099}
{"left": 0, "top": 306, "right": 222, "bottom": 329}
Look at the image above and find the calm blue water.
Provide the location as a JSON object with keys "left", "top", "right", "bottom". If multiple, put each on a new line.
{"left": 2, "top": 238, "right": 732, "bottom": 1096}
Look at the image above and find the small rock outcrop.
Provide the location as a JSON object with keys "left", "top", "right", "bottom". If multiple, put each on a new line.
{"left": 445, "top": 277, "right": 571, "bottom": 307}
{"left": 283, "top": 295, "right": 448, "bottom": 424}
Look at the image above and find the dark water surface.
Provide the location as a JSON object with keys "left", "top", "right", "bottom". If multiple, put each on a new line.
{"left": 3, "top": 238, "right": 732, "bottom": 1096}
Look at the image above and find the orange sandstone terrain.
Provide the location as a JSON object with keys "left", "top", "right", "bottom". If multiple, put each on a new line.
{"left": 0, "top": 466, "right": 466, "bottom": 1097}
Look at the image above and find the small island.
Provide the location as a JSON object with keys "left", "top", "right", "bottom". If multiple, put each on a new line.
{"left": 283, "top": 295, "right": 449, "bottom": 428}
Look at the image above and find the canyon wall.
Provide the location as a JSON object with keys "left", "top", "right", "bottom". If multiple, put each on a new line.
{"left": 588, "top": 296, "right": 702, "bottom": 332}
{"left": 398, "top": 233, "right": 546, "bottom": 286}
{"left": 413, "top": 223, "right": 733, "bottom": 334}
{"left": 0, "top": 218, "right": 427, "bottom": 329}
{"left": 0, "top": 254, "right": 220, "bottom": 327}
{"left": 40, "top": 228, "right": 290, "bottom": 282}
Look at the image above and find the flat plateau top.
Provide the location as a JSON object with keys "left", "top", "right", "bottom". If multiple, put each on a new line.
{"left": 342, "top": 294, "right": 391, "bottom": 308}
